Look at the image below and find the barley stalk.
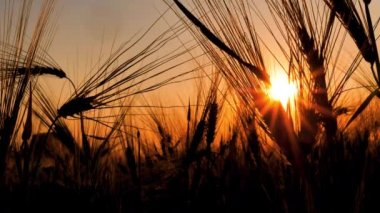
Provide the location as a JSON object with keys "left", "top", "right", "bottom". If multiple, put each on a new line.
{"left": 324, "top": 0, "right": 375, "bottom": 64}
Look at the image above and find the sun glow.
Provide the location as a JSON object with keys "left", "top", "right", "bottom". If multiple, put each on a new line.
{"left": 268, "top": 73, "right": 297, "bottom": 107}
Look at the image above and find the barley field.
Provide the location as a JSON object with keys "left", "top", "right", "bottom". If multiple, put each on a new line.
{"left": 0, "top": 0, "right": 380, "bottom": 212}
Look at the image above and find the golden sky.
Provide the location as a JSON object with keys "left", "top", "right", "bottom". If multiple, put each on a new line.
{"left": 30, "top": 0, "right": 380, "bottom": 105}
{"left": 49, "top": 0, "right": 380, "bottom": 68}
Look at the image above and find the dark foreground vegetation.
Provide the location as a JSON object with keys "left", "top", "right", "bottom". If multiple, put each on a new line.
{"left": 1, "top": 0, "right": 380, "bottom": 212}
{"left": 2, "top": 126, "right": 380, "bottom": 213}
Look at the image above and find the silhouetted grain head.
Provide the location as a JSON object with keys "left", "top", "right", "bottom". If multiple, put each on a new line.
{"left": 29, "top": 66, "right": 66, "bottom": 78}
{"left": 185, "top": 119, "right": 205, "bottom": 166}
{"left": 323, "top": 0, "right": 375, "bottom": 63}
{"left": 57, "top": 96, "right": 96, "bottom": 118}
{"left": 206, "top": 102, "right": 218, "bottom": 148}
{"left": 7, "top": 66, "right": 66, "bottom": 78}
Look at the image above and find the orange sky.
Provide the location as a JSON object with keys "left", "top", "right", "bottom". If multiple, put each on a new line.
{"left": 35, "top": 0, "right": 380, "bottom": 106}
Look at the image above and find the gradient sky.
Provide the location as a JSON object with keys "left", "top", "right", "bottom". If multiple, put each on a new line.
{"left": 49, "top": 0, "right": 380, "bottom": 70}
{"left": 51, "top": 0, "right": 165, "bottom": 70}
{"left": 30, "top": 0, "right": 380, "bottom": 103}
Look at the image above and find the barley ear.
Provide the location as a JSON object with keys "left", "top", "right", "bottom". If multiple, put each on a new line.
{"left": 206, "top": 102, "right": 218, "bottom": 153}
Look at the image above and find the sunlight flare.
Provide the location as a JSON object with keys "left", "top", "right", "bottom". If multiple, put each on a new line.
{"left": 268, "top": 72, "right": 297, "bottom": 107}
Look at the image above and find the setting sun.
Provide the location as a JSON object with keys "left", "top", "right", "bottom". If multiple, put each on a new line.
{"left": 268, "top": 73, "right": 297, "bottom": 107}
